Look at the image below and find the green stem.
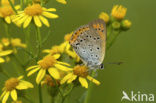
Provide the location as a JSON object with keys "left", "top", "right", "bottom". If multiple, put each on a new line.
{"left": 106, "top": 30, "right": 121, "bottom": 50}
{"left": 38, "top": 84, "right": 43, "bottom": 103}
{"left": 8, "top": 0, "right": 17, "bottom": 14}
{"left": 51, "top": 76, "right": 65, "bottom": 103}
{"left": 4, "top": 23, "right": 11, "bottom": 41}
{"left": 36, "top": 27, "right": 42, "bottom": 61}
{"left": 25, "top": 26, "right": 30, "bottom": 49}
{"left": 20, "top": 0, "right": 23, "bottom": 10}
{"left": 36, "top": 27, "right": 43, "bottom": 103}
{"left": 84, "top": 70, "right": 96, "bottom": 103}
{"left": 41, "top": 0, "right": 44, "bottom": 6}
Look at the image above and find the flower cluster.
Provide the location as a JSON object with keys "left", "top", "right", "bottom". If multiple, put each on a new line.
{"left": 99, "top": 5, "right": 132, "bottom": 30}
{"left": 0, "top": 1, "right": 132, "bottom": 103}
{"left": 99, "top": 5, "right": 132, "bottom": 49}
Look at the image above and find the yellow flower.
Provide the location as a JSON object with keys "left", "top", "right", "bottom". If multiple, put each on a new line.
{"left": 61, "top": 65, "right": 100, "bottom": 88}
{"left": 0, "top": 5, "right": 20, "bottom": 24}
{"left": 56, "top": 0, "right": 67, "bottom": 4}
{"left": 41, "top": 75, "right": 59, "bottom": 87}
{"left": 1, "top": 38, "right": 26, "bottom": 48}
{"left": 11, "top": 38, "right": 26, "bottom": 48}
{"left": 111, "top": 5, "right": 127, "bottom": 20}
{"left": 0, "top": 76, "right": 33, "bottom": 103}
{"left": 43, "top": 33, "right": 80, "bottom": 62}
{"left": 26, "top": 54, "right": 72, "bottom": 84}
{"left": 14, "top": 4, "right": 58, "bottom": 28}
{"left": 1, "top": 0, "right": 15, "bottom": 6}
{"left": 0, "top": 50, "right": 13, "bottom": 63}
{"left": 99, "top": 12, "right": 109, "bottom": 23}
{"left": 122, "top": 19, "right": 132, "bottom": 29}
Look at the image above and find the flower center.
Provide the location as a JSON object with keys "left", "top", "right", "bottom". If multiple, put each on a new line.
{"left": 0, "top": 6, "right": 14, "bottom": 17}
{"left": 38, "top": 55, "right": 56, "bottom": 69}
{"left": 73, "top": 65, "right": 88, "bottom": 77}
{"left": 24, "top": 4, "right": 43, "bottom": 16}
{"left": 44, "top": 75, "right": 59, "bottom": 87}
{"left": 5, "top": 78, "right": 19, "bottom": 91}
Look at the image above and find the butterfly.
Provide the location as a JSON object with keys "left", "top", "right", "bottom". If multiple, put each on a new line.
{"left": 69, "top": 19, "right": 106, "bottom": 69}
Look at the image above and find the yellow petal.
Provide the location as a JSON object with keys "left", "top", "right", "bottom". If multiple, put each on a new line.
{"left": 12, "top": 13, "right": 24, "bottom": 22}
{"left": 48, "top": 68, "right": 60, "bottom": 79}
{"left": 56, "top": 0, "right": 67, "bottom": 4}
{"left": 23, "top": 16, "right": 32, "bottom": 28}
{"left": 60, "top": 73, "right": 73, "bottom": 84}
{"left": 17, "top": 75, "right": 24, "bottom": 80}
{"left": 16, "top": 15, "right": 28, "bottom": 25}
{"left": 36, "top": 69, "right": 46, "bottom": 84}
{"left": 39, "top": 16, "right": 50, "bottom": 27}
{"left": 26, "top": 65, "right": 39, "bottom": 71}
{"left": 53, "top": 54, "right": 60, "bottom": 59}
{"left": 34, "top": 16, "right": 42, "bottom": 27}
{"left": 2, "top": 91, "right": 10, "bottom": 103}
{"left": 66, "top": 50, "right": 76, "bottom": 58}
{"left": 5, "top": 16, "right": 11, "bottom": 24}
{"left": 87, "top": 76, "right": 100, "bottom": 85}
{"left": 16, "top": 81, "right": 33, "bottom": 90}
{"left": 27, "top": 67, "right": 40, "bottom": 76}
{"left": 57, "top": 61, "right": 70, "bottom": 66}
{"left": 67, "top": 74, "right": 77, "bottom": 83}
{"left": 54, "top": 64, "right": 72, "bottom": 71}
{"left": 42, "top": 49, "right": 50, "bottom": 53}
{"left": 42, "top": 12, "right": 58, "bottom": 18}
{"left": 42, "top": 8, "right": 56, "bottom": 12}
{"left": 79, "top": 77, "right": 88, "bottom": 88}
{"left": 0, "top": 50, "right": 13, "bottom": 56}
{"left": 19, "top": 80, "right": 34, "bottom": 88}
{"left": 0, "top": 91, "right": 6, "bottom": 100}
{"left": 10, "top": 90, "right": 17, "bottom": 101}
{"left": 15, "top": 5, "right": 20, "bottom": 10}
{"left": 0, "top": 58, "right": 5, "bottom": 63}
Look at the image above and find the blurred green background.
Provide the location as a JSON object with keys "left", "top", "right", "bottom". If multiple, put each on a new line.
{"left": 0, "top": 0, "right": 156, "bottom": 103}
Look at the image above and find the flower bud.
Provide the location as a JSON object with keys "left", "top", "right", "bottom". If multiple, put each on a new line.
{"left": 111, "top": 5, "right": 127, "bottom": 20}
{"left": 121, "top": 19, "right": 132, "bottom": 30}
{"left": 99, "top": 12, "right": 109, "bottom": 23}
{"left": 112, "top": 21, "right": 120, "bottom": 30}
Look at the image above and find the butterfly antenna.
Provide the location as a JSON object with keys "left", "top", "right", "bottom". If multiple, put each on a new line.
{"left": 105, "top": 62, "right": 124, "bottom": 65}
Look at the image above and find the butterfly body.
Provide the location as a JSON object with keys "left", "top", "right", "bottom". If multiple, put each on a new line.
{"left": 70, "top": 19, "right": 106, "bottom": 69}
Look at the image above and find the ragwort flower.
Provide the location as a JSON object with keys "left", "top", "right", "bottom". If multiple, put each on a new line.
{"left": 1, "top": 38, "right": 26, "bottom": 48}
{"left": 14, "top": 3, "right": 58, "bottom": 28}
{"left": 0, "top": 76, "right": 33, "bottom": 103}
{"left": 111, "top": 5, "right": 127, "bottom": 20}
{"left": 43, "top": 33, "right": 80, "bottom": 62}
{"left": 0, "top": 0, "right": 20, "bottom": 24}
{"left": 61, "top": 65, "right": 100, "bottom": 88}
{"left": 26, "top": 54, "right": 72, "bottom": 84}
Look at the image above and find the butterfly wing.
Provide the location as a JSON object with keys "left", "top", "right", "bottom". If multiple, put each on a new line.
{"left": 70, "top": 19, "right": 106, "bottom": 68}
